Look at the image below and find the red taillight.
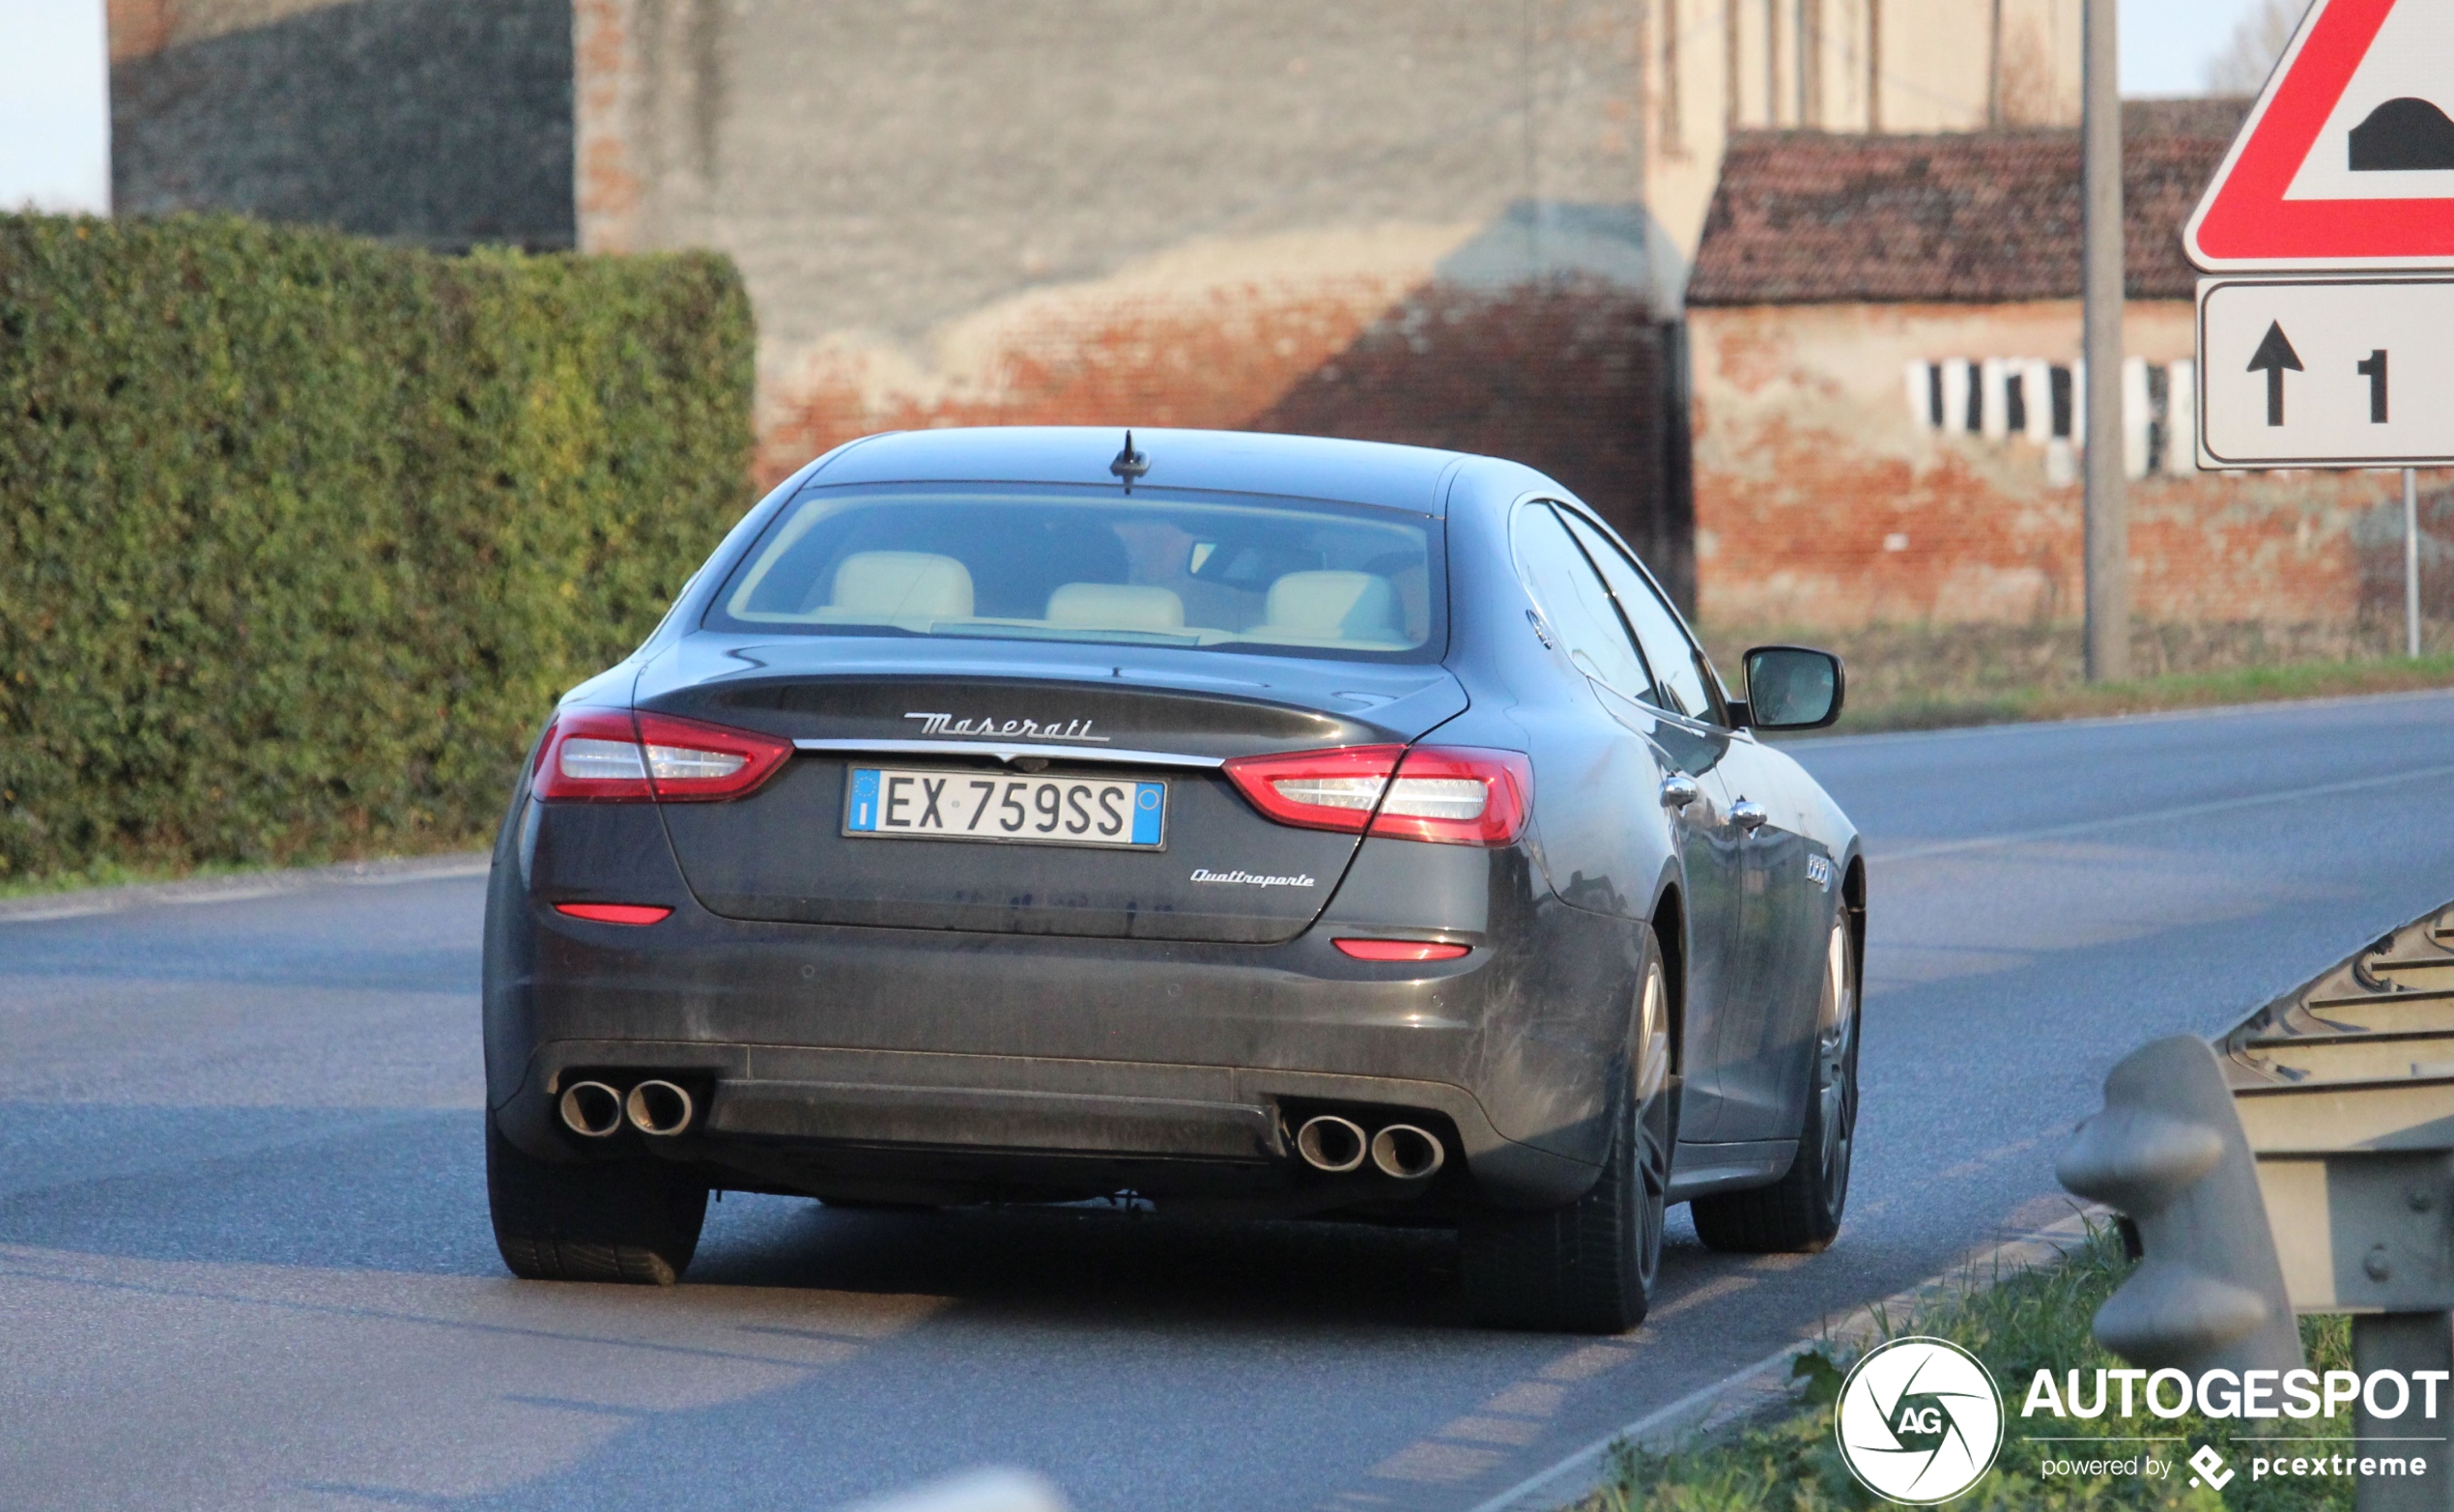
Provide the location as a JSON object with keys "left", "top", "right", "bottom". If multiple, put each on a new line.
{"left": 1371, "top": 746, "right": 1533, "bottom": 846}
{"left": 554, "top": 902, "right": 673, "bottom": 926}
{"left": 1334, "top": 938, "right": 1471, "bottom": 961}
{"left": 531, "top": 709, "right": 793, "bottom": 803}
{"left": 1222, "top": 744, "right": 1531, "bottom": 847}
{"left": 1221, "top": 744, "right": 1405, "bottom": 834}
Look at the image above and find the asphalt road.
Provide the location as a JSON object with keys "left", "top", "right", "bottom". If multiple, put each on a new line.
{"left": 6, "top": 690, "right": 2454, "bottom": 1512}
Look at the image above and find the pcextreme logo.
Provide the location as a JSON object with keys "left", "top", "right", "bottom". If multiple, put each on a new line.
{"left": 1835, "top": 1337, "right": 2006, "bottom": 1504}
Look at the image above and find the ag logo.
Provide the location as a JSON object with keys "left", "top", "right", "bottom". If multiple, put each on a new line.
{"left": 1834, "top": 1336, "right": 2005, "bottom": 1504}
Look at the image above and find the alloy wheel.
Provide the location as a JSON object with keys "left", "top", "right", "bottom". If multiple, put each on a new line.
{"left": 1814, "top": 919, "right": 1858, "bottom": 1207}
{"left": 1631, "top": 956, "right": 1672, "bottom": 1294}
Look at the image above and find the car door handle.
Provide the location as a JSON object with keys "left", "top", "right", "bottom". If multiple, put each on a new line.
{"left": 1731, "top": 799, "right": 1770, "bottom": 834}
{"left": 1659, "top": 774, "right": 1700, "bottom": 811}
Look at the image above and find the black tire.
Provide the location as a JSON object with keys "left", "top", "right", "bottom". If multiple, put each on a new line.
{"left": 1692, "top": 912, "right": 1858, "bottom": 1254}
{"left": 1460, "top": 927, "right": 1674, "bottom": 1333}
{"left": 487, "top": 1118, "right": 708, "bottom": 1285}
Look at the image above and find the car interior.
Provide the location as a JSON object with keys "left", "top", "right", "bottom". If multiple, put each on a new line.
{"left": 716, "top": 493, "right": 1433, "bottom": 652}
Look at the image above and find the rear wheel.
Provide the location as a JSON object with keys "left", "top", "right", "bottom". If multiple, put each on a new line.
{"left": 1460, "top": 928, "right": 1673, "bottom": 1332}
{"left": 1692, "top": 912, "right": 1858, "bottom": 1253}
{"left": 487, "top": 1118, "right": 708, "bottom": 1285}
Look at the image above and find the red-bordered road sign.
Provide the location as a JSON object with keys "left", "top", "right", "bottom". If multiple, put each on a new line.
{"left": 2185, "top": 0, "right": 2454, "bottom": 271}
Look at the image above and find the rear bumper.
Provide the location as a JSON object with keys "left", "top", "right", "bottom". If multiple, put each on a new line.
{"left": 487, "top": 904, "right": 1636, "bottom": 1213}
{"left": 483, "top": 798, "right": 1646, "bottom": 1212}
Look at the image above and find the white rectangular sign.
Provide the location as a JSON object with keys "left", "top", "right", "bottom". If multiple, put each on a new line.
{"left": 2198, "top": 275, "right": 2454, "bottom": 467}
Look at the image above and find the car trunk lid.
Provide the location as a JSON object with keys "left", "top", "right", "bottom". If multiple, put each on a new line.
{"left": 642, "top": 641, "right": 1468, "bottom": 942}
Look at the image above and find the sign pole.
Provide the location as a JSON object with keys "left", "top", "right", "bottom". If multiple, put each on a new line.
{"left": 2408, "top": 467, "right": 2423, "bottom": 658}
{"left": 2082, "top": 0, "right": 2128, "bottom": 682}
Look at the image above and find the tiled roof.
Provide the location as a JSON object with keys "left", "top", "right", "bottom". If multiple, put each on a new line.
{"left": 1685, "top": 100, "right": 2246, "bottom": 306}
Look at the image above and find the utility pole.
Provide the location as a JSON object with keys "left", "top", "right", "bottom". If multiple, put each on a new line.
{"left": 2081, "top": 0, "right": 2128, "bottom": 681}
{"left": 2407, "top": 468, "right": 2423, "bottom": 658}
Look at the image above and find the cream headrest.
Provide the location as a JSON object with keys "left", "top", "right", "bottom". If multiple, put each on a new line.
{"left": 1261, "top": 571, "right": 1399, "bottom": 639}
{"left": 829, "top": 551, "right": 975, "bottom": 619}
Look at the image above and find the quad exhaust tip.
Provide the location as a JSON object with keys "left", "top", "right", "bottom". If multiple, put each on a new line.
{"left": 1370, "top": 1123, "right": 1445, "bottom": 1181}
{"left": 1295, "top": 1114, "right": 1446, "bottom": 1180}
{"left": 626, "top": 1079, "right": 696, "bottom": 1137}
{"left": 1295, "top": 1114, "right": 1368, "bottom": 1173}
{"left": 557, "top": 1080, "right": 624, "bottom": 1138}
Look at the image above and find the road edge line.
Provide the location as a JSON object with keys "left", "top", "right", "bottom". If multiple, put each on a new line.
{"left": 1462, "top": 1206, "right": 2105, "bottom": 1512}
{"left": 0, "top": 851, "right": 493, "bottom": 922}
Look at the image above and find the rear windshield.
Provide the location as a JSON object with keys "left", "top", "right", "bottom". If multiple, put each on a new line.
{"left": 703, "top": 485, "right": 1442, "bottom": 661}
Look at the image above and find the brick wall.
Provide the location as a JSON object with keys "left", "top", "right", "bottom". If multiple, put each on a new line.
{"left": 757, "top": 242, "right": 1688, "bottom": 608}
{"left": 1691, "top": 300, "right": 2443, "bottom": 630}
{"left": 576, "top": 0, "right": 1692, "bottom": 599}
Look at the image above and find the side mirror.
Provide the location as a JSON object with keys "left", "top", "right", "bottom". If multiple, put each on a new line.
{"left": 1740, "top": 645, "right": 1845, "bottom": 731}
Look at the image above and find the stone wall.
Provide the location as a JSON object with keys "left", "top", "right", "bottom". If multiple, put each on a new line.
{"left": 108, "top": 0, "right": 573, "bottom": 248}
{"left": 1690, "top": 300, "right": 2443, "bottom": 630}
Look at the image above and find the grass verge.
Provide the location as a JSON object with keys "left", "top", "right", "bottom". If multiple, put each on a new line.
{"left": 1698, "top": 620, "right": 2454, "bottom": 736}
{"left": 1574, "top": 1225, "right": 2355, "bottom": 1510}
{"left": 1820, "top": 653, "right": 2454, "bottom": 735}
{"left": 0, "top": 835, "right": 490, "bottom": 902}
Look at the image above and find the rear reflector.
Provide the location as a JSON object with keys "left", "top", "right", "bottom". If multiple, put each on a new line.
{"left": 1334, "top": 938, "right": 1471, "bottom": 961}
{"left": 532, "top": 709, "right": 793, "bottom": 803}
{"left": 554, "top": 902, "right": 673, "bottom": 926}
{"left": 1222, "top": 744, "right": 1531, "bottom": 846}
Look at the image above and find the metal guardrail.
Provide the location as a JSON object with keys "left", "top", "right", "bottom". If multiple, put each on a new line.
{"left": 2063, "top": 904, "right": 2454, "bottom": 1510}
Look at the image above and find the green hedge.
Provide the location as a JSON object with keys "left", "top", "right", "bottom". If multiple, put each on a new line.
{"left": 0, "top": 214, "right": 756, "bottom": 882}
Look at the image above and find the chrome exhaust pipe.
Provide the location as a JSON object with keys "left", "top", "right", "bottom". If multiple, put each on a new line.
{"left": 1370, "top": 1124, "right": 1445, "bottom": 1181}
{"left": 625, "top": 1079, "right": 696, "bottom": 1136}
{"left": 1295, "top": 1114, "right": 1368, "bottom": 1173}
{"left": 557, "top": 1080, "right": 624, "bottom": 1138}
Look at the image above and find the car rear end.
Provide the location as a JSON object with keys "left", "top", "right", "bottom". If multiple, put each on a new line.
{"left": 482, "top": 433, "right": 1621, "bottom": 1274}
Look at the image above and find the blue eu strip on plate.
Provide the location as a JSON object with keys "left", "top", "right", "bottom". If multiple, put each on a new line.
{"left": 848, "top": 767, "right": 882, "bottom": 831}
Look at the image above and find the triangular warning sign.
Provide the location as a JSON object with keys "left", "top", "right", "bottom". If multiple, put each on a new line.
{"left": 2186, "top": 0, "right": 2454, "bottom": 270}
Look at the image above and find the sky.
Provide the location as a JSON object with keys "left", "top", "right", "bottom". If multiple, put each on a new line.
{"left": 0, "top": 0, "right": 110, "bottom": 214}
{"left": 2124, "top": 0, "right": 2286, "bottom": 97}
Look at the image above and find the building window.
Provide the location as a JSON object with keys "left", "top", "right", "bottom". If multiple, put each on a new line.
{"left": 1906, "top": 357, "right": 2200, "bottom": 481}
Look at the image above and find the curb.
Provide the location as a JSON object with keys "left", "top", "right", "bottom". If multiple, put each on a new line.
{"left": 0, "top": 851, "right": 493, "bottom": 924}
{"left": 1464, "top": 1207, "right": 2105, "bottom": 1512}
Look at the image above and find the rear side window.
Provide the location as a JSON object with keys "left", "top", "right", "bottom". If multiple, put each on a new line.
{"left": 1511, "top": 503, "right": 1653, "bottom": 699}
{"left": 703, "top": 485, "right": 1441, "bottom": 662}
{"left": 1556, "top": 508, "right": 1720, "bottom": 722}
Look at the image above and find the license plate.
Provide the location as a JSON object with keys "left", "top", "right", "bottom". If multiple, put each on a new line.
{"left": 843, "top": 767, "right": 1166, "bottom": 849}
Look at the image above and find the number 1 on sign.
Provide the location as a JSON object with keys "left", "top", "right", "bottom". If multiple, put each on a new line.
{"left": 2357, "top": 349, "right": 2389, "bottom": 423}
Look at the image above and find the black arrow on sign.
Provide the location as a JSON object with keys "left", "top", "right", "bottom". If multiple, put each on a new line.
{"left": 2247, "top": 321, "right": 2303, "bottom": 426}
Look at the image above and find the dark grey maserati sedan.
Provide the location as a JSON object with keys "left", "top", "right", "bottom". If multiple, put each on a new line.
{"left": 481, "top": 427, "right": 1864, "bottom": 1332}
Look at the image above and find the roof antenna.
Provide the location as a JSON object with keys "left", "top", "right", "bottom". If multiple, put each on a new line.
{"left": 1109, "top": 430, "right": 1150, "bottom": 493}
